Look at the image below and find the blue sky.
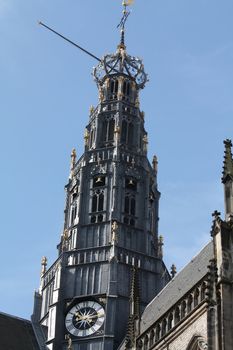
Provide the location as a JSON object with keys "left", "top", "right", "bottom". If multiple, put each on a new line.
{"left": 0, "top": 0, "right": 232, "bottom": 319}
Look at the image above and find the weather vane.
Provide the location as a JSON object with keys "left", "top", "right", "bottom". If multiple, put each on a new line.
{"left": 117, "top": 1, "right": 134, "bottom": 27}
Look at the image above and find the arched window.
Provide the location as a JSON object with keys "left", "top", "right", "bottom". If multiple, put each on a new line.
{"left": 110, "top": 79, "right": 118, "bottom": 99}
{"left": 123, "top": 80, "right": 131, "bottom": 101}
{"left": 187, "top": 336, "right": 208, "bottom": 350}
{"left": 92, "top": 190, "right": 104, "bottom": 213}
{"left": 121, "top": 119, "right": 134, "bottom": 146}
{"left": 102, "top": 118, "right": 115, "bottom": 144}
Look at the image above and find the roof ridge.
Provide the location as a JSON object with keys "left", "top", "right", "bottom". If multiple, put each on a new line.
{"left": 0, "top": 311, "right": 31, "bottom": 323}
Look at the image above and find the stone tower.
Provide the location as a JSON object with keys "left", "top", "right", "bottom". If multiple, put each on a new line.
{"left": 32, "top": 12, "right": 170, "bottom": 350}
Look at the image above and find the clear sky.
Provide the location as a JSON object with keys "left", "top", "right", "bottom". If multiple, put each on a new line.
{"left": 0, "top": 0, "right": 232, "bottom": 320}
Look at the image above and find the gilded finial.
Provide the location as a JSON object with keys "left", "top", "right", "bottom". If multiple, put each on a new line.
{"left": 69, "top": 148, "right": 76, "bottom": 179}
{"left": 170, "top": 264, "right": 177, "bottom": 278}
{"left": 89, "top": 105, "right": 95, "bottom": 114}
{"left": 41, "top": 256, "right": 47, "bottom": 276}
{"left": 84, "top": 129, "right": 89, "bottom": 146}
{"left": 143, "top": 134, "right": 148, "bottom": 152}
{"left": 111, "top": 221, "right": 119, "bottom": 244}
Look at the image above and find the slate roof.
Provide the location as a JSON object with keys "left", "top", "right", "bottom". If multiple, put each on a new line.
{"left": 0, "top": 312, "right": 40, "bottom": 350}
{"left": 140, "top": 240, "right": 214, "bottom": 333}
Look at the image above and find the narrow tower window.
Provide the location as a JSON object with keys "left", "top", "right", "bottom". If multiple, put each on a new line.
{"left": 121, "top": 119, "right": 134, "bottom": 146}
{"left": 110, "top": 79, "right": 118, "bottom": 99}
{"left": 123, "top": 80, "right": 131, "bottom": 101}
{"left": 102, "top": 118, "right": 115, "bottom": 145}
{"left": 90, "top": 176, "right": 106, "bottom": 223}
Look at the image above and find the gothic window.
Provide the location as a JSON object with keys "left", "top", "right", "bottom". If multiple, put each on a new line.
{"left": 90, "top": 176, "right": 106, "bottom": 224}
{"left": 102, "top": 118, "right": 115, "bottom": 144}
{"left": 124, "top": 177, "right": 137, "bottom": 226}
{"left": 92, "top": 190, "right": 104, "bottom": 213}
{"left": 121, "top": 119, "right": 134, "bottom": 146}
{"left": 123, "top": 80, "right": 131, "bottom": 101}
{"left": 110, "top": 79, "right": 118, "bottom": 99}
{"left": 187, "top": 336, "right": 208, "bottom": 350}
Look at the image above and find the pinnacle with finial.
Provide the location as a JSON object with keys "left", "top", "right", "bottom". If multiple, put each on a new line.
{"left": 41, "top": 256, "right": 47, "bottom": 276}
{"left": 222, "top": 139, "right": 233, "bottom": 183}
{"left": 170, "top": 264, "right": 177, "bottom": 278}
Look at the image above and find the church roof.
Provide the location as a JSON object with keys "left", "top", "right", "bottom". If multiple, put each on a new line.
{"left": 0, "top": 312, "right": 39, "bottom": 350}
{"left": 140, "top": 240, "right": 214, "bottom": 332}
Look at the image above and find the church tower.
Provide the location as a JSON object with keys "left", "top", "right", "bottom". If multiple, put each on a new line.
{"left": 32, "top": 5, "right": 170, "bottom": 350}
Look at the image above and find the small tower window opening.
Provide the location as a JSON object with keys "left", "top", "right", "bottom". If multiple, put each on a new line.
{"left": 93, "top": 176, "right": 106, "bottom": 187}
{"left": 70, "top": 202, "right": 77, "bottom": 226}
{"left": 121, "top": 119, "right": 134, "bottom": 146}
{"left": 124, "top": 195, "right": 136, "bottom": 216}
{"left": 89, "top": 128, "right": 96, "bottom": 148}
{"left": 123, "top": 80, "right": 131, "bottom": 101}
{"left": 126, "top": 178, "right": 137, "bottom": 191}
{"left": 102, "top": 118, "right": 115, "bottom": 144}
{"left": 110, "top": 79, "right": 118, "bottom": 99}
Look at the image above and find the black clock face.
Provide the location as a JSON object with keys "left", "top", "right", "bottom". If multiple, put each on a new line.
{"left": 65, "top": 301, "right": 105, "bottom": 337}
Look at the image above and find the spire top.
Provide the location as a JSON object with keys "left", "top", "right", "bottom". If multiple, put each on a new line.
{"left": 222, "top": 139, "right": 233, "bottom": 183}
{"left": 117, "top": 0, "right": 134, "bottom": 49}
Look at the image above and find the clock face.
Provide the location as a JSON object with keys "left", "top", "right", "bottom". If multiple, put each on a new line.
{"left": 65, "top": 301, "right": 105, "bottom": 337}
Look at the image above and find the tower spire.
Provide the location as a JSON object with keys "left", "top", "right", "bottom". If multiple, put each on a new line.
{"left": 222, "top": 139, "right": 233, "bottom": 221}
{"left": 117, "top": 0, "right": 134, "bottom": 49}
